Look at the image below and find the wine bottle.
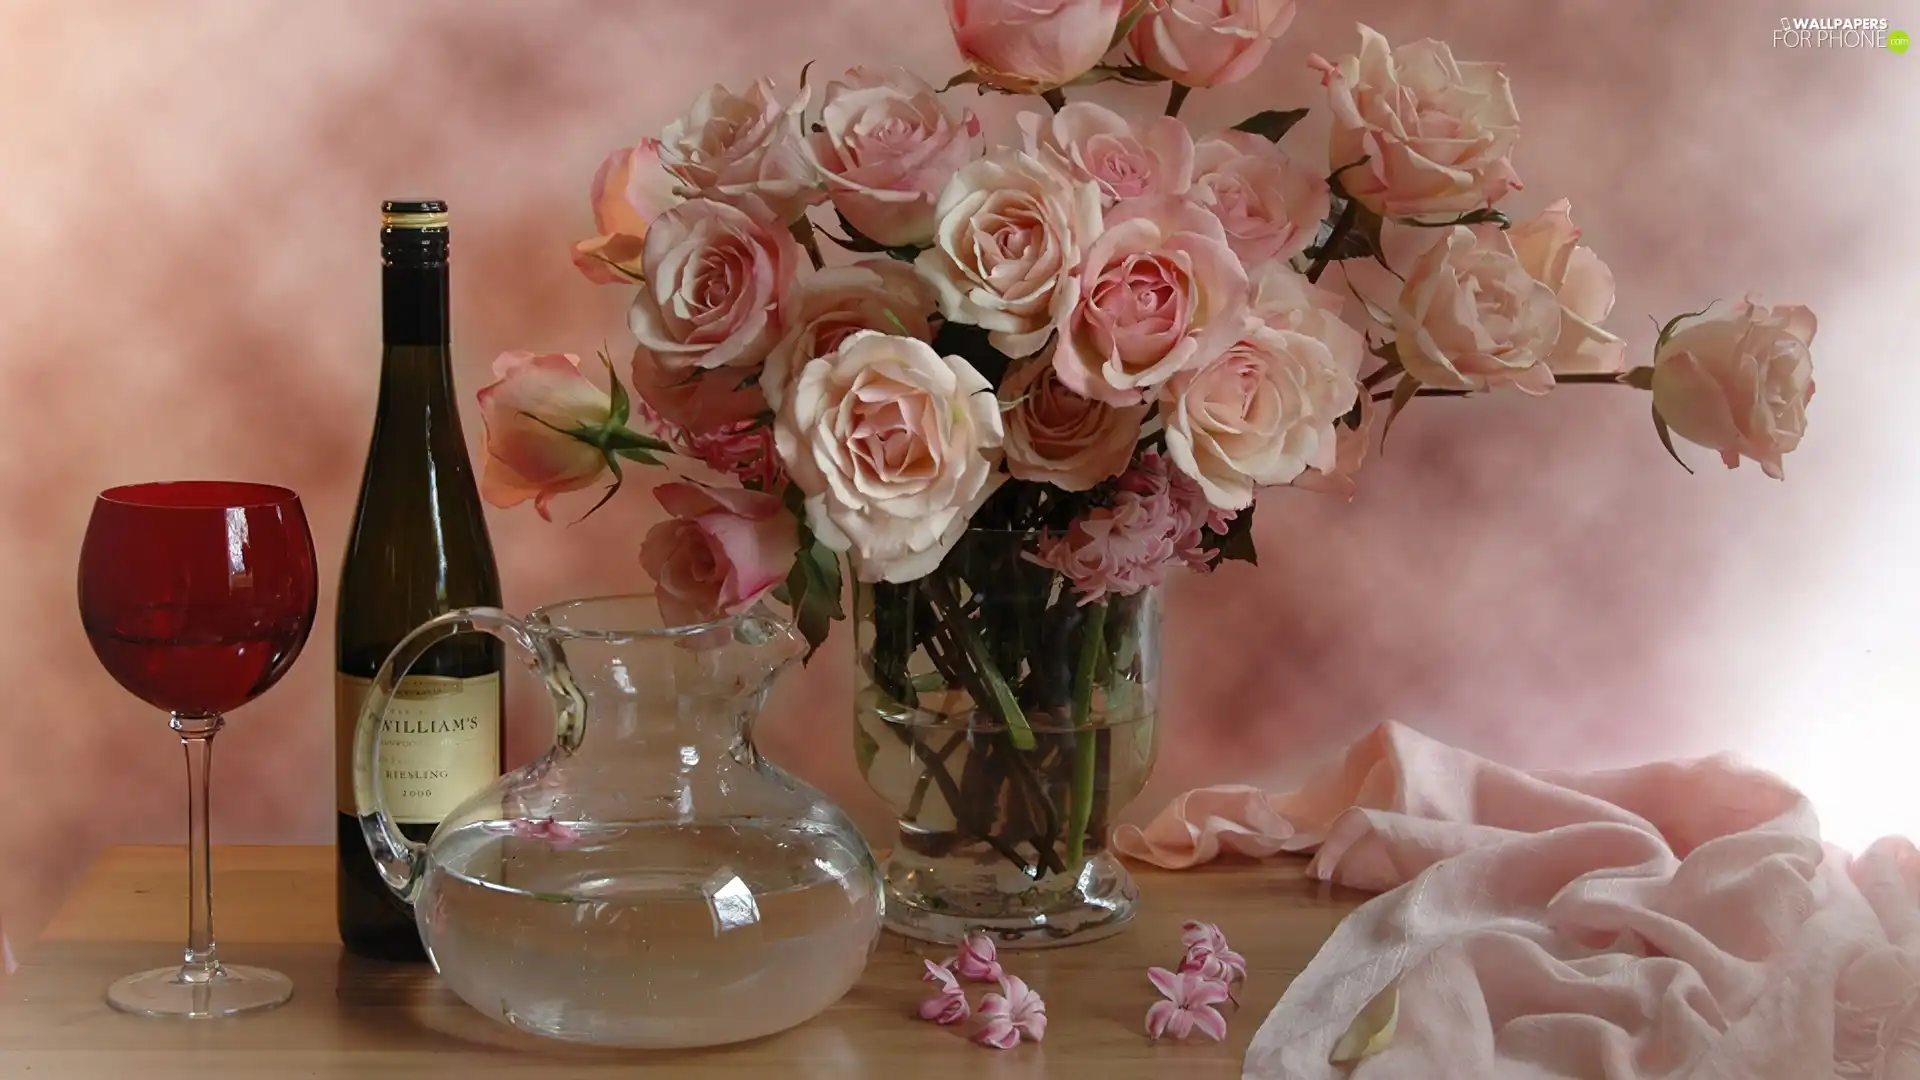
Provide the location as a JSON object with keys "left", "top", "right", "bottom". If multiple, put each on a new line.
{"left": 335, "top": 200, "right": 505, "bottom": 962}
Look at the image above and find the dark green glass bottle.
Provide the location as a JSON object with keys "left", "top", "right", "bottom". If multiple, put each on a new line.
{"left": 335, "top": 201, "right": 504, "bottom": 962}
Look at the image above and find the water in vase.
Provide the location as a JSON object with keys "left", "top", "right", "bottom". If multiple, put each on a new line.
{"left": 417, "top": 818, "right": 883, "bottom": 1048}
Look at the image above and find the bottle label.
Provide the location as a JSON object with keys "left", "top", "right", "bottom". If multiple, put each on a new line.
{"left": 336, "top": 672, "right": 501, "bottom": 824}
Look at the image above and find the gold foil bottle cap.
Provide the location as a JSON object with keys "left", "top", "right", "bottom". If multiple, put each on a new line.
{"left": 381, "top": 199, "right": 449, "bottom": 231}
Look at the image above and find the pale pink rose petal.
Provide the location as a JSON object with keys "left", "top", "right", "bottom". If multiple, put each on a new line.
{"left": 807, "top": 67, "right": 980, "bottom": 248}
{"left": 1392, "top": 226, "right": 1561, "bottom": 396}
{"left": 657, "top": 79, "right": 823, "bottom": 223}
{"left": 638, "top": 482, "right": 799, "bottom": 627}
{"left": 627, "top": 198, "right": 804, "bottom": 374}
{"left": 1651, "top": 294, "right": 1816, "bottom": 480}
{"left": 571, "top": 140, "right": 674, "bottom": 284}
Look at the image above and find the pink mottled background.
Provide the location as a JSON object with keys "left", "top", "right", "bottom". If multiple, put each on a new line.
{"left": 1, "top": 0, "right": 1913, "bottom": 943}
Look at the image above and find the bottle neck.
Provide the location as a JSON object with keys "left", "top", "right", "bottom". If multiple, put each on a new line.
{"left": 379, "top": 262, "right": 455, "bottom": 408}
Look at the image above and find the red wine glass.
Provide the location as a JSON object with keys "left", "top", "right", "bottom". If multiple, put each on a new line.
{"left": 78, "top": 481, "right": 317, "bottom": 1018}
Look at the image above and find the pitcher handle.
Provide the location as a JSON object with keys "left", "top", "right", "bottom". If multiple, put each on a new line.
{"left": 352, "top": 607, "right": 537, "bottom": 903}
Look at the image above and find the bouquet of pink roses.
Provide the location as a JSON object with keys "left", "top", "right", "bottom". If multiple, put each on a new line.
{"left": 473, "top": 0, "right": 1817, "bottom": 914}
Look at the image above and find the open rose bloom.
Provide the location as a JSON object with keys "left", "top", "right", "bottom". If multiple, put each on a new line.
{"left": 489, "top": 4, "right": 1817, "bottom": 959}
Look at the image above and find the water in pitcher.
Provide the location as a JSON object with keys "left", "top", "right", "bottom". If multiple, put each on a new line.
{"left": 417, "top": 818, "right": 883, "bottom": 1048}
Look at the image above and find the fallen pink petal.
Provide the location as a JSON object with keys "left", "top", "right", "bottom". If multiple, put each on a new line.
{"left": 485, "top": 817, "right": 585, "bottom": 847}
{"left": 917, "top": 960, "right": 970, "bottom": 1026}
{"left": 1146, "top": 966, "right": 1231, "bottom": 1042}
{"left": 953, "top": 931, "right": 1004, "bottom": 983}
{"left": 1180, "top": 920, "right": 1231, "bottom": 957}
{"left": 972, "top": 1013, "right": 1021, "bottom": 1049}
{"left": 1180, "top": 941, "right": 1249, "bottom": 986}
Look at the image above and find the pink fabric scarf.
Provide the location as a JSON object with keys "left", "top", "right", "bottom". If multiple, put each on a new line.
{"left": 1114, "top": 722, "right": 1920, "bottom": 1079}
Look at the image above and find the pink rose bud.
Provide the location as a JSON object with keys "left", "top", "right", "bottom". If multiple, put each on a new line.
{"left": 1130, "top": 0, "right": 1298, "bottom": 89}
{"left": 638, "top": 482, "right": 799, "bottom": 629}
{"left": 954, "top": 931, "right": 1005, "bottom": 982}
{"left": 1652, "top": 295, "right": 1816, "bottom": 480}
{"left": 571, "top": 140, "right": 673, "bottom": 284}
{"left": 946, "top": 0, "right": 1126, "bottom": 94}
{"left": 475, "top": 352, "right": 616, "bottom": 521}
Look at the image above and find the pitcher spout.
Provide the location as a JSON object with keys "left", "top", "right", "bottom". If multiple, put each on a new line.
{"left": 726, "top": 604, "right": 808, "bottom": 697}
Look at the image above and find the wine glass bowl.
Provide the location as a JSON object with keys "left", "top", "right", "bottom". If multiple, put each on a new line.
{"left": 77, "top": 481, "right": 317, "bottom": 1018}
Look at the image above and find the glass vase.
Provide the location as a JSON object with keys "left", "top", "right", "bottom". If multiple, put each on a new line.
{"left": 853, "top": 529, "right": 1159, "bottom": 948}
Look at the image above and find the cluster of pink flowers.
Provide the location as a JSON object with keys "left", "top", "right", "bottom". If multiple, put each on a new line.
{"left": 1145, "top": 920, "right": 1248, "bottom": 1041}
{"left": 471, "top": 0, "right": 1816, "bottom": 642}
{"left": 916, "top": 932, "right": 1048, "bottom": 1049}
{"left": 1029, "top": 450, "right": 1233, "bottom": 604}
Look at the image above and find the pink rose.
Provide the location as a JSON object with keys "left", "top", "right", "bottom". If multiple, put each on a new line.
{"left": 1310, "top": 25, "right": 1522, "bottom": 218}
{"left": 627, "top": 198, "right": 804, "bottom": 374}
{"left": 762, "top": 259, "right": 938, "bottom": 412}
{"left": 638, "top": 482, "right": 799, "bottom": 628}
{"left": 807, "top": 67, "right": 980, "bottom": 247}
{"left": 776, "top": 332, "right": 1004, "bottom": 583}
{"left": 1289, "top": 391, "right": 1373, "bottom": 499}
{"left": 476, "top": 352, "right": 613, "bottom": 521}
{"left": 1163, "top": 264, "right": 1364, "bottom": 510}
{"left": 1507, "top": 199, "right": 1627, "bottom": 374}
{"left": 916, "top": 149, "right": 1105, "bottom": 359}
{"left": 628, "top": 347, "right": 766, "bottom": 437}
{"left": 1054, "top": 195, "right": 1250, "bottom": 406}
{"left": 1189, "top": 131, "right": 1330, "bottom": 265}
{"left": 1394, "top": 225, "right": 1560, "bottom": 395}
{"left": 570, "top": 141, "right": 675, "bottom": 285}
{"left": 1652, "top": 296, "right": 1816, "bottom": 480}
{"left": 1000, "top": 350, "right": 1148, "bottom": 491}
{"left": 1019, "top": 101, "right": 1194, "bottom": 208}
{"left": 946, "top": 0, "right": 1126, "bottom": 94}
{"left": 1129, "top": 0, "right": 1298, "bottom": 89}
{"left": 657, "top": 79, "right": 822, "bottom": 223}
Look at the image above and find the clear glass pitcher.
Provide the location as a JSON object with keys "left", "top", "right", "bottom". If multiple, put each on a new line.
{"left": 352, "top": 594, "right": 883, "bottom": 1049}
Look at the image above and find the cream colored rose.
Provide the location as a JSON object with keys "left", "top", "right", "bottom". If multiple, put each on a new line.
{"left": 659, "top": 79, "right": 823, "bottom": 223}
{"left": 1164, "top": 263, "right": 1364, "bottom": 510}
{"left": 1000, "top": 350, "right": 1147, "bottom": 491}
{"left": 761, "top": 259, "right": 938, "bottom": 411}
{"left": 1019, "top": 101, "right": 1194, "bottom": 208}
{"left": 807, "top": 67, "right": 980, "bottom": 247}
{"left": 774, "top": 331, "right": 1006, "bottom": 583}
{"left": 1652, "top": 296, "right": 1816, "bottom": 480}
{"left": 1393, "top": 225, "right": 1560, "bottom": 395}
{"left": 1310, "top": 24, "right": 1522, "bottom": 218}
{"left": 915, "top": 149, "right": 1104, "bottom": 358}
{"left": 1507, "top": 199, "right": 1626, "bottom": 374}
{"left": 1190, "top": 131, "right": 1330, "bottom": 266}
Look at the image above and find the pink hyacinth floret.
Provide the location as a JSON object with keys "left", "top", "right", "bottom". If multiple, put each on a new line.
{"left": 917, "top": 959, "right": 971, "bottom": 1025}
{"left": 973, "top": 974, "right": 1047, "bottom": 1049}
{"left": 1178, "top": 920, "right": 1248, "bottom": 985}
{"left": 486, "top": 816, "right": 585, "bottom": 847}
{"left": 1145, "top": 966, "right": 1232, "bottom": 1042}
{"left": 1029, "top": 450, "right": 1233, "bottom": 605}
{"left": 953, "top": 931, "right": 1005, "bottom": 983}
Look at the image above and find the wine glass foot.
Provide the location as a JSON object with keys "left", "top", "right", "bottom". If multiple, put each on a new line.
{"left": 107, "top": 963, "right": 292, "bottom": 1018}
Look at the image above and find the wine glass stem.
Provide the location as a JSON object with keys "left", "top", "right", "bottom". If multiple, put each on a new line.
{"left": 170, "top": 712, "right": 224, "bottom": 981}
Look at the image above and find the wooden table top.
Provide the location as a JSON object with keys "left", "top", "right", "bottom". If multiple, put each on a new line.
{"left": 2, "top": 845, "right": 1365, "bottom": 1078}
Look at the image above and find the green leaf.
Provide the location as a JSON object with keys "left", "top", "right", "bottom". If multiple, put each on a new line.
{"left": 1651, "top": 401, "right": 1695, "bottom": 475}
{"left": 601, "top": 427, "right": 671, "bottom": 454}
{"left": 1109, "top": 0, "right": 1150, "bottom": 49}
{"left": 576, "top": 453, "right": 625, "bottom": 523}
{"left": 612, "top": 447, "right": 663, "bottom": 466}
{"left": 1205, "top": 503, "right": 1258, "bottom": 568}
{"left": 1656, "top": 301, "right": 1719, "bottom": 353}
{"left": 1379, "top": 375, "right": 1421, "bottom": 453}
{"left": 1232, "top": 108, "right": 1311, "bottom": 143}
{"left": 600, "top": 351, "right": 631, "bottom": 429}
{"left": 783, "top": 537, "right": 845, "bottom": 662}
{"left": 1622, "top": 366, "right": 1656, "bottom": 391}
